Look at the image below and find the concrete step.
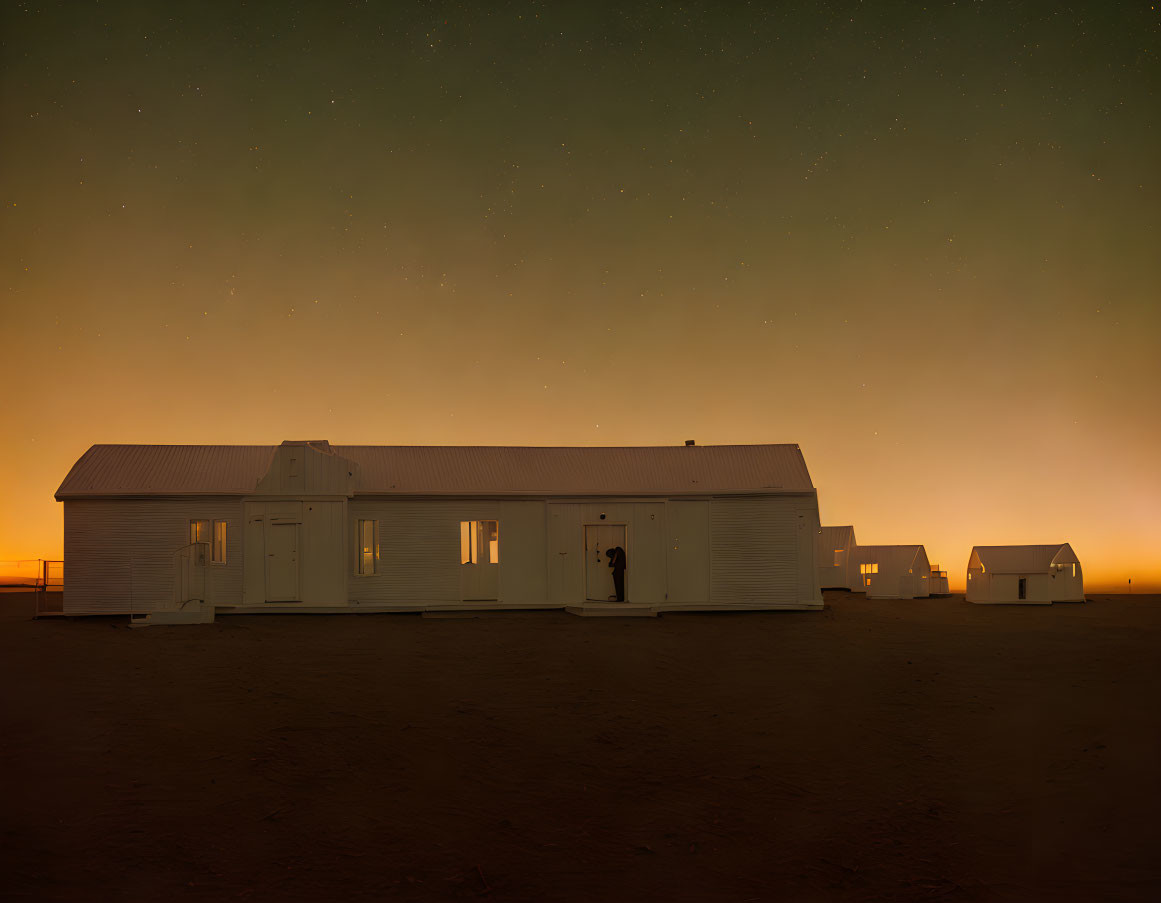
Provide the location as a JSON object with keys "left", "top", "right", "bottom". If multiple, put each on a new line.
{"left": 565, "top": 603, "right": 658, "bottom": 617}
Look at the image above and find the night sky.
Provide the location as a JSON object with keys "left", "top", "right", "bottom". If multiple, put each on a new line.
{"left": 2, "top": 2, "right": 1158, "bottom": 590}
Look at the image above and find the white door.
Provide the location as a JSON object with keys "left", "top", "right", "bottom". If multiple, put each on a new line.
{"left": 666, "top": 501, "right": 709, "bottom": 604}
{"left": 547, "top": 504, "right": 580, "bottom": 604}
{"left": 585, "top": 524, "right": 626, "bottom": 601}
{"left": 459, "top": 519, "right": 500, "bottom": 601}
{"left": 266, "top": 523, "right": 299, "bottom": 601}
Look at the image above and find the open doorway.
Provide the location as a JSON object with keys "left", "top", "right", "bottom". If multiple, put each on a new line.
{"left": 584, "top": 524, "right": 626, "bottom": 602}
{"left": 460, "top": 520, "right": 499, "bottom": 601}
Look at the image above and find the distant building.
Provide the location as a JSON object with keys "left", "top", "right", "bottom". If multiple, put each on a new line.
{"left": 966, "top": 544, "right": 1084, "bottom": 604}
{"left": 856, "top": 544, "right": 931, "bottom": 599}
{"left": 928, "top": 564, "right": 950, "bottom": 596}
{"left": 55, "top": 440, "right": 825, "bottom": 623}
{"left": 817, "top": 525, "right": 858, "bottom": 590}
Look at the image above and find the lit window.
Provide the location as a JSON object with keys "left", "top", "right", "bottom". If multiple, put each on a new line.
{"left": 859, "top": 562, "right": 878, "bottom": 587}
{"left": 357, "top": 519, "right": 379, "bottom": 575}
{"left": 833, "top": 549, "right": 844, "bottom": 566}
{"left": 212, "top": 520, "right": 227, "bottom": 563}
{"left": 460, "top": 520, "right": 499, "bottom": 564}
{"left": 190, "top": 519, "right": 209, "bottom": 544}
{"left": 1071, "top": 563, "right": 1077, "bottom": 578}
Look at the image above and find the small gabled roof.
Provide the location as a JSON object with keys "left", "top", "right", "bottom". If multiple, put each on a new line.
{"left": 969, "top": 544, "right": 1078, "bottom": 574}
{"left": 818, "top": 525, "right": 856, "bottom": 550}
{"left": 853, "top": 544, "right": 928, "bottom": 574}
{"left": 56, "top": 442, "right": 815, "bottom": 498}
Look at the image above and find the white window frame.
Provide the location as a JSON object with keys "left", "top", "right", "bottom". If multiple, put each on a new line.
{"left": 212, "top": 519, "right": 227, "bottom": 565}
{"left": 460, "top": 520, "right": 499, "bottom": 565}
{"left": 356, "top": 519, "right": 379, "bottom": 576}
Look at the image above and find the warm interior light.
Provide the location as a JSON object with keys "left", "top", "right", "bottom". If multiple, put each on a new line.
{"left": 461, "top": 520, "right": 499, "bottom": 565}
{"left": 359, "top": 519, "right": 377, "bottom": 575}
{"left": 212, "top": 520, "right": 226, "bottom": 563}
{"left": 488, "top": 520, "right": 500, "bottom": 564}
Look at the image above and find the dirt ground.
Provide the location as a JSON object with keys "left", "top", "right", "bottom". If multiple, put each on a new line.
{"left": 1, "top": 592, "right": 1159, "bottom": 902}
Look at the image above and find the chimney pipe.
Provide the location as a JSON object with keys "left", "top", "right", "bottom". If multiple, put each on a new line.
{"left": 685, "top": 439, "right": 695, "bottom": 446}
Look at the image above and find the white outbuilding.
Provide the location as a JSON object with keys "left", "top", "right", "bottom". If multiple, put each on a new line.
{"left": 966, "top": 544, "right": 1084, "bottom": 604}
{"left": 816, "top": 525, "right": 858, "bottom": 590}
{"left": 854, "top": 544, "right": 931, "bottom": 599}
{"left": 54, "top": 440, "right": 825, "bottom": 622}
{"left": 927, "top": 565, "right": 950, "bottom": 596}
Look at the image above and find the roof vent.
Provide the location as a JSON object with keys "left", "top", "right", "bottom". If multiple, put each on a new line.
{"left": 685, "top": 439, "right": 696, "bottom": 446}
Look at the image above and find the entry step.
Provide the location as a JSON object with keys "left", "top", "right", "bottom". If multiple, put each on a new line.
{"left": 565, "top": 603, "right": 658, "bottom": 617}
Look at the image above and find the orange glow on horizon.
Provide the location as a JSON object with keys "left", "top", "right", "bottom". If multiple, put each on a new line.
{"left": 3, "top": 429, "right": 1157, "bottom": 595}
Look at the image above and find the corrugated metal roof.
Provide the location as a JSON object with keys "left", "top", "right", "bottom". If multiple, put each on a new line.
{"left": 57, "top": 442, "right": 814, "bottom": 498}
{"left": 818, "top": 525, "right": 856, "bottom": 551}
{"left": 853, "top": 544, "right": 927, "bottom": 573}
{"left": 56, "top": 445, "right": 277, "bottom": 499}
{"left": 971, "top": 544, "right": 1077, "bottom": 574}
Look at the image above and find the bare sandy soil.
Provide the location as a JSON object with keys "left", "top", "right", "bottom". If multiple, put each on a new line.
{"left": 2, "top": 592, "right": 1159, "bottom": 902}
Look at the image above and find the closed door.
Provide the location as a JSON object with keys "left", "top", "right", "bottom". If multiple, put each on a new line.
{"left": 585, "top": 524, "right": 626, "bottom": 601}
{"left": 547, "top": 505, "right": 580, "bottom": 604}
{"left": 667, "top": 500, "right": 709, "bottom": 603}
{"left": 266, "top": 523, "right": 299, "bottom": 601}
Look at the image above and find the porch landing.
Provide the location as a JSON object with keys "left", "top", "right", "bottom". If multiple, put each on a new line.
{"left": 565, "top": 602, "right": 658, "bottom": 617}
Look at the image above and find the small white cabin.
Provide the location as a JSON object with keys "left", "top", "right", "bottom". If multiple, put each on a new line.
{"left": 54, "top": 440, "right": 825, "bottom": 619}
{"left": 855, "top": 545, "right": 931, "bottom": 599}
{"left": 966, "top": 544, "right": 1084, "bottom": 604}
{"left": 817, "top": 525, "right": 858, "bottom": 590}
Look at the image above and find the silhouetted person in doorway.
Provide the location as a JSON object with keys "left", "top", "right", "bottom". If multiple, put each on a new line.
{"left": 605, "top": 546, "right": 626, "bottom": 602}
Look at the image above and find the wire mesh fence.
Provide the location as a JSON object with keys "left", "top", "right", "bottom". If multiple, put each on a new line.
{"left": 0, "top": 560, "right": 66, "bottom": 614}
{"left": 0, "top": 559, "right": 57, "bottom": 588}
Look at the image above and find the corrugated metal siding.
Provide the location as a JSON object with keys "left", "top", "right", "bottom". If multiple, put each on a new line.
{"left": 818, "top": 525, "right": 854, "bottom": 552}
{"left": 816, "top": 525, "right": 855, "bottom": 589}
{"left": 865, "top": 546, "right": 930, "bottom": 599}
{"left": 348, "top": 500, "right": 480, "bottom": 604}
{"left": 798, "top": 503, "right": 823, "bottom": 602}
{"left": 710, "top": 497, "right": 802, "bottom": 605}
{"left": 58, "top": 443, "right": 814, "bottom": 498}
{"left": 63, "top": 498, "right": 244, "bottom": 612}
{"left": 854, "top": 545, "right": 924, "bottom": 574}
{"left": 666, "top": 500, "right": 711, "bottom": 604}
{"left": 495, "top": 500, "right": 548, "bottom": 605}
{"left": 854, "top": 544, "right": 925, "bottom": 596}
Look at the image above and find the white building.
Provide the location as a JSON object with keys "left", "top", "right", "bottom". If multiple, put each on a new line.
{"left": 55, "top": 440, "right": 825, "bottom": 622}
{"left": 817, "top": 525, "right": 858, "bottom": 590}
{"left": 928, "top": 565, "right": 950, "bottom": 595}
{"left": 854, "top": 544, "right": 931, "bottom": 599}
{"left": 966, "top": 544, "right": 1084, "bottom": 604}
